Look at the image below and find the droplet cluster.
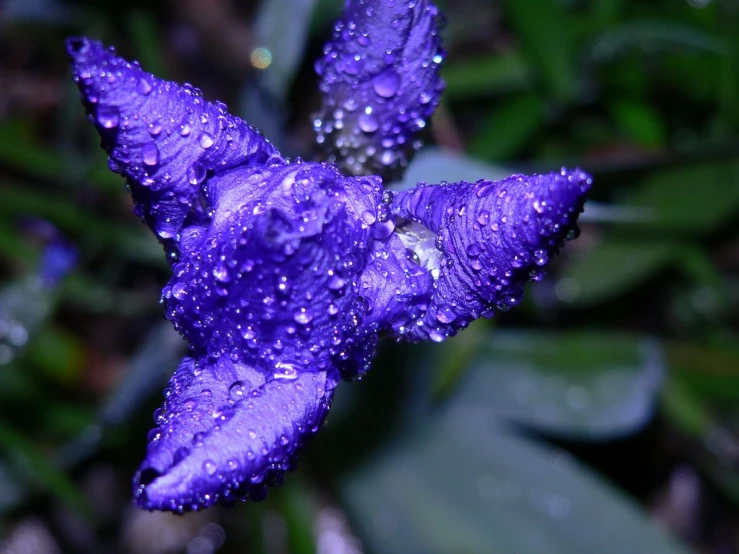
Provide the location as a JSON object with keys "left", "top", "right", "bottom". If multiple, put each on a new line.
{"left": 314, "top": 0, "right": 445, "bottom": 181}
{"left": 66, "top": 37, "right": 282, "bottom": 255}
{"left": 134, "top": 357, "right": 332, "bottom": 512}
{"left": 391, "top": 169, "right": 592, "bottom": 342}
{"left": 66, "top": 2, "right": 593, "bottom": 513}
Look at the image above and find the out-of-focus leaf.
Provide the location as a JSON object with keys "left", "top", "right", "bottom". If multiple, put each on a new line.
{"left": 431, "top": 330, "right": 664, "bottom": 440}
{"left": 0, "top": 276, "right": 55, "bottom": 366}
{"left": 589, "top": 21, "right": 726, "bottom": 64}
{"left": 0, "top": 186, "right": 163, "bottom": 266}
{"left": 560, "top": 239, "right": 675, "bottom": 305}
{"left": 397, "top": 147, "right": 511, "bottom": 190}
{"left": 0, "top": 420, "right": 90, "bottom": 517}
{"left": 661, "top": 376, "right": 713, "bottom": 438}
{"left": 127, "top": 9, "right": 168, "bottom": 80}
{"left": 666, "top": 342, "right": 739, "bottom": 407}
{"left": 0, "top": 131, "right": 67, "bottom": 180}
{"left": 255, "top": 0, "right": 317, "bottom": 100}
{"left": 621, "top": 160, "right": 739, "bottom": 235}
{"left": 469, "top": 94, "right": 546, "bottom": 160}
{"left": 0, "top": 0, "right": 69, "bottom": 22}
{"left": 342, "top": 401, "right": 690, "bottom": 554}
{"left": 55, "top": 324, "right": 184, "bottom": 468}
{"left": 0, "top": 222, "right": 37, "bottom": 265}
{"left": 441, "top": 52, "right": 534, "bottom": 101}
{"left": 609, "top": 98, "right": 667, "bottom": 148}
{"left": 500, "top": 0, "right": 579, "bottom": 103}
{"left": 25, "top": 326, "right": 85, "bottom": 385}
{"left": 279, "top": 480, "right": 318, "bottom": 554}
{"left": 0, "top": 462, "right": 24, "bottom": 514}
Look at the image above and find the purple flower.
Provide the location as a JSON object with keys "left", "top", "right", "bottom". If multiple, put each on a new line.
{"left": 67, "top": 0, "right": 591, "bottom": 513}
{"left": 314, "top": 0, "right": 445, "bottom": 180}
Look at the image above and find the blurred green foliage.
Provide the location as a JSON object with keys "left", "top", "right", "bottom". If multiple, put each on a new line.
{"left": 1, "top": 0, "right": 739, "bottom": 552}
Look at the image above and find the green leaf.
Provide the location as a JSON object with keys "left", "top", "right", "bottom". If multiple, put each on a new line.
{"left": 342, "top": 410, "right": 689, "bottom": 554}
{"left": 0, "top": 420, "right": 90, "bottom": 517}
{"left": 469, "top": 94, "right": 546, "bottom": 160}
{"left": 441, "top": 53, "right": 534, "bottom": 101}
{"left": 666, "top": 341, "right": 739, "bottom": 407}
{"left": 609, "top": 98, "right": 667, "bottom": 148}
{"left": 26, "top": 326, "right": 85, "bottom": 386}
{"left": 500, "top": 0, "right": 579, "bottom": 103}
{"left": 620, "top": 160, "right": 739, "bottom": 235}
{"left": 279, "top": 479, "right": 318, "bottom": 554}
{"left": 127, "top": 9, "right": 168, "bottom": 80}
{"left": 560, "top": 239, "right": 676, "bottom": 305}
{"left": 588, "top": 21, "right": 726, "bottom": 64}
{"left": 432, "top": 330, "right": 664, "bottom": 440}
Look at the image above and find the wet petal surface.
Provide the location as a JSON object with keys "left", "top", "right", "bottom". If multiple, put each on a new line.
{"left": 315, "top": 0, "right": 445, "bottom": 181}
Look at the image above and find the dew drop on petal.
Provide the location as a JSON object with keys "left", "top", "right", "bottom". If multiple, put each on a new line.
{"left": 373, "top": 70, "right": 401, "bottom": 98}
{"left": 203, "top": 460, "right": 217, "bottom": 476}
{"left": 136, "top": 77, "right": 153, "bottom": 95}
{"left": 96, "top": 107, "right": 119, "bottom": 129}
{"left": 358, "top": 112, "right": 379, "bottom": 133}
{"left": 142, "top": 142, "right": 160, "bottom": 166}
{"left": 199, "top": 133, "right": 214, "bottom": 149}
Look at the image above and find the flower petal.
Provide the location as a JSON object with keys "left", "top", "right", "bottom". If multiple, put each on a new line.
{"left": 163, "top": 162, "right": 385, "bottom": 381}
{"left": 66, "top": 37, "right": 282, "bottom": 251}
{"left": 134, "top": 356, "right": 333, "bottom": 512}
{"left": 314, "top": 0, "right": 445, "bottom": 181}
{"left": 391, "top": 169, "right": 592, "bottom": 341}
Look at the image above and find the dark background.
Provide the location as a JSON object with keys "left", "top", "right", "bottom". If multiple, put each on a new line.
{"left": 1, "top": 0, "right": 738, "bottom": 552}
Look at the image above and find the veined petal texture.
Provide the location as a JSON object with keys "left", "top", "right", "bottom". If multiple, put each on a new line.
{"left": 134, "top": 356, "right": 333, "bottom": 512}
{"left": 66, "top": 37, "right": 282, "bottom": 254}
{"left": 162, "top": 161, "right": 387, "bottom": 383}
{"left": 315, "top": 0, "right": 445, "bottom": 181}
{"left": 391, "top": 169, "right": 592, "bottom": 342}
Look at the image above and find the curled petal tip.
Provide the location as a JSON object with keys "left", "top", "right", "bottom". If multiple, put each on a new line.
{"left": 390, "top": 168, "right": 592, "bottom": 341}
{"left": 314, "top": 0, "right": 445, "bottom": 181}
{"left": 134, "top": 357, "right": 333, "bottom": 512}
{"left": 67, "top": 37, "right": 282, "bottom": 251}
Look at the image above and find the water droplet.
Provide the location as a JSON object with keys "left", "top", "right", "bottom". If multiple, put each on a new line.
{"left": 213, "top": 262, "right": 230, "bottom": 282}
{"left": 343, "top": 55, "right": 364, "bottom": 75}
{"left": 534, "top": 249, "right": 549, "bottom": 266}
{"left": 142, "top": 142, "right": 160, "bottom": 166}
{"left": 172, "top": 282, "right": 187, "bottom": 299}
{"left": 294, "top": 308, "right": 313, "bottom": 324}
{"left": 137, "top": 77, "right": 152, "bottom": 95}
{"left": 156, "top": 220, "right": 176, "bottom": 239}
{"left": 186, "top": 162, "right": 206, "bottom": 185}
{"left": 248, "top": 429, "right": 257, "bottom": 440}
{"left": 328, "top": 275, "right": 346, "bottom": 290}
{"left": 199, "top": 133, "right": 214, "bottom": 149}
{"left": 358, "top": 112, "right": 379, "bottom": 133}
{"left": 362, "top": 210, "right": 377, "bottom": 224}
{"left": 477, "top": 210, "right": 490, "bottom": 226}
{"left": 435, "top": 306, "right": 456, "bottom": 324}
{"left": 466, "top": 243, "right": 481, "bottom": 257}
{"left": 96, "top": 107, "right": 119, "bottom": 129}
{"left": 203, "top": 460, "right": 217, "bottom": 476}
{"left": 429, "top": 329, "right": 446, "bottom": 342}
{"left": 373, "top": 70, "right": 400, "bottom": 98}
{"left": 229, "top": 381, "right": 248, "bottom": 401}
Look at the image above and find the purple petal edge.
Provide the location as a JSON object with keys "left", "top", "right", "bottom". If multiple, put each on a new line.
{"left": 66, "top": 37, "right": 282, "bottom": 253}
{"left": 314, "top": 0, "right": 445, "bottom": 181}
{"left": 390, "top": 168, "right": 592, "bottom": 341}
{"left": 134, "top": 356, "right": 333, "bottom": 512}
